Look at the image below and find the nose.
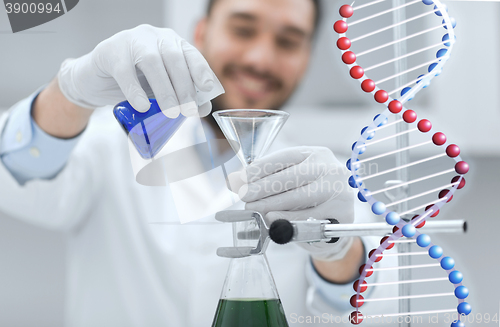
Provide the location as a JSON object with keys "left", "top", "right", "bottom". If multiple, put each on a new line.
{"left": 240, "top": 34, "right": 277, "bottom": 75}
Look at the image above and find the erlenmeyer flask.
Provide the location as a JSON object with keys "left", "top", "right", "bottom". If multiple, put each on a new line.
{"left": 113, "top": 99, "right": 186, "bottom": 159}
{"left": 211, "top": 109, "right": 290, "bottom": 327}
{"left": 212, "top": 255, "right": 288, "bottom": 327}
{"left": 113, "top": 79, "right": 224, "bottom": 159}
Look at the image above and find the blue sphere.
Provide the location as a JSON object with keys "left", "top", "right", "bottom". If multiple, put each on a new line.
{"left": 428, "top": 63, "right": 438, "bottom": 72}
{"left": 361, "top": 126, "right": 375, "bottom": 140}
{"left": 358, "top": 190, "right": 368, "bottom": 202}
{"left": 346, "top": 158, "right": 359, "bottom": 171}
{"left": 443, "top": 17, "right": 457, "bottom": 29}
{"left": 372, "top": 201, "right": 386, "bottom": 215}
{"left": 352, "top": 142, "right": 366, "bottom": 154}
{"left": 434, "top": 4, "right": 447, "bottom": 16}
{"left": 385, "top": 212, "right": 400, "bottom": 225}
{"left": 457, "top": 302, "right": 471, "bottom": 315}
{"left": 451, "top": 320, "right": 465, "bottom": 327}
{"left": 449, "top": 271, "right": 463, "bottom": 284}
{"left": 373, "top": 114, "right": 388, "bottom": 127}
{"left": 402, "top": 224, "right": 416, "bottom": 237}
{"left": 429, "top": 245, "right": 443, "bottom": 259}
{"left": 440, "top": 256, "right": 455, "bottom": 270}
{"left": 455, "top": 286, "right": 469, "bottom": 299}
{"left": 442, "top": 33, "right": 456, "bottom": 47}
{"left": 416, "top": 234, "right": 431, "bottom": 247}
{"left": 422, "top": 0, "right": 433, "bottom": 4}
{"left": 348, "top": 175, "right": 359, "bottom": 188}
{"left": 416, "top": 74, "right": 430, "bottom": 88}
{"left": 428, "top": 62, "right": 442, "bottom": 76}
{"left": 400, "top": 87, "right": 414, "bottom": 101}
{"left": 436, "top": 48, "right": 448, "bottom": 58}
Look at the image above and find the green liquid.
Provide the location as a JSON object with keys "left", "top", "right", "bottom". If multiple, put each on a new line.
{"left": 211, "top": 299, "right": 289, "bottom": 327}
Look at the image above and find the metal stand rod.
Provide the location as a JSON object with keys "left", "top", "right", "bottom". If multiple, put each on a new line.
{"left": 323, "top": 220, "right": 466, "bottom": 238}
{"left": 391, "top": 1, "right": 411, "bottom": 324}
{"left": 217, "top": 210, "right": 466, "bottom": 258}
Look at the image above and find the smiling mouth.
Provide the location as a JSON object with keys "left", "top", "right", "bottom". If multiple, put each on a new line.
{"left": 224, "top": 67, "right": 281, "bottom": 101}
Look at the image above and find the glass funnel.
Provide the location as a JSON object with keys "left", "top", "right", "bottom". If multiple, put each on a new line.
{"left": 211, "top": 109, "right": 289, "bottom": 327}
{"left": 213, "top": 109, "right": 289, "bottom": 166}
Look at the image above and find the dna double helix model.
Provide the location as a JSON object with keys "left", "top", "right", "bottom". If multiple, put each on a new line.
{"left": 333, "top": 0, "right": 470, "bottom": 325}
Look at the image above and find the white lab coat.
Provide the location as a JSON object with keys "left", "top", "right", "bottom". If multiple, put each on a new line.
{"left": 0, "top": 104, "right": 397, "bottom": 327}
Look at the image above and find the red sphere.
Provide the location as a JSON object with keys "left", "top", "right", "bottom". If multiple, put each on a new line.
{"left": 425, "top": 204, "right": 440, "bottom": 217}
{"left": 446, "top": 144, "right": 460, "bottom": 158}
{"left": 350, "top": 66, "right": 364, "bottom": 79}
{"left": 388, "top": 100, "right": 402, "bottom": 114}
{"left": 403, "top": 110, "right": 417, "bottom": 123}
{"left": 392, "top": 226, "right": 400, "bottom": 234}
{"left": 350, "top": 311, "right": 364, "bottom": 325}
{"left": 353, "top": 280, "right": 368, "bottom": 293}
{"left": 451, "top": 176, "right": 466, "bottom": 189}
{"left": 369, "top": 249, "right": 383, "bottom": 262}
{"left": 350, "top": 295, "right": 365, "bottom": 308}
{"left": 342, "top": 51, "right": 356, "bottom": 64}
{"left": 439, "top": 189, "right": 453, "bottom": 203}
{"left": 334, "top": 20, "right": 348, "bottom": 33}
{"left": 374, "top": 90, "right": 389, "bottom": 103}
{"left": 361, "top": 79, "right": 375, "bottom": 92}
{"left": 359, "top": 264, "right": 373, "bottom": 277}
{"left": 432, "top": 132, "right": 447, "bottom": 146}
{"left": 412, "top": 215, "right": 426, "bottom": 228}
{"left": 337, "top": 37, "right": 351, "bottom": 50}
{"left": 417, "top": 119, "right": 432, "bottom": 132}
{"left": 380, "top": 236, "right": 394, "bottom": 250}
{"left": 455, "top": 161, "right": 469, "bottom": 174}
{"left": 340, "top": 5, "right": 354, "bottom": 18}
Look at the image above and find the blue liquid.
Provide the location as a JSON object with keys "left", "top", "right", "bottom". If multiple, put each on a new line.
{"left": 113, "top": 99, "right": 186, "bottom": 159}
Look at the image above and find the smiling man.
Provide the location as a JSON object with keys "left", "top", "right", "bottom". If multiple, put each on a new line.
{"left": 196, "top": 0, "right": 315, "bottom": 110}
{"left": 0, "top": 0, "right": 370, "bottom": 326}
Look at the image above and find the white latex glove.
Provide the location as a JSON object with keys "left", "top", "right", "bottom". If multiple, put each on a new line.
{"left": 229, "top": 146, "right": 355, "bottom": 261}
{"left": 57, "top": 24, "right": 223, "bottom": 118}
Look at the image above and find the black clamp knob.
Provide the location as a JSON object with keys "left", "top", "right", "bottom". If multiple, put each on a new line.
{"left": 327, "top": 218, "right": 340, "bottom": 244}
{"left": 269, "top": 219, "right": 294, "bottom": 245}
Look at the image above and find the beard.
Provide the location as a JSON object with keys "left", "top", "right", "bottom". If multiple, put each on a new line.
{"left": 210, "top": 62, "right": 292, "bottom": 111}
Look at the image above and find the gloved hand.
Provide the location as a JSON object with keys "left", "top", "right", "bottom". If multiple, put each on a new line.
{"left": 57, "top": 24, "right": 223, "bottom": 118}
{"left": 229, "top": 146, "right": 355, "bottom": 262}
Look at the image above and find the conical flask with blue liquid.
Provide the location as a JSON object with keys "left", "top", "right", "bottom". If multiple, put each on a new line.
{"left": 113, "top": 77, "right": 224, "bottom": 159}
{"left": 113, "top": 99, "right": 186, "bottom": 159}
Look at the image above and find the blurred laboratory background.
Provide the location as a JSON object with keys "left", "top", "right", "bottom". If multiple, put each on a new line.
{"left": 0, "top": 0, "right": 498, "bottom": 326}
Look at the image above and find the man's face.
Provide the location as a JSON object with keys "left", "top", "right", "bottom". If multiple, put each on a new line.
{"left": 195, "top": 0, "right": 315, "bottom": 110}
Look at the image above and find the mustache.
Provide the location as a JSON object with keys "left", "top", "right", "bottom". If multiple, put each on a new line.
{"left": 222, "top": 64, "right": 283, "bottom": 90}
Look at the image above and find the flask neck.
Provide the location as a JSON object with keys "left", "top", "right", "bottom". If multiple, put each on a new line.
{"left": 220, "top": 254, "right": 280, "bottom": 301}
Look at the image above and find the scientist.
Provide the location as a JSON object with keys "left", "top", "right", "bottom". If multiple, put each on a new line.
{"left": 0, "top": 0, "right": 371, "bottom": 326}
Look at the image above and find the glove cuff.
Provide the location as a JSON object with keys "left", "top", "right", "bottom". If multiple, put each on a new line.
{"left": 309, "top": 236, "right": 354, "bottom": 262}
{"left": 57, "top": 56, "right": 98, "bottom": 109}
